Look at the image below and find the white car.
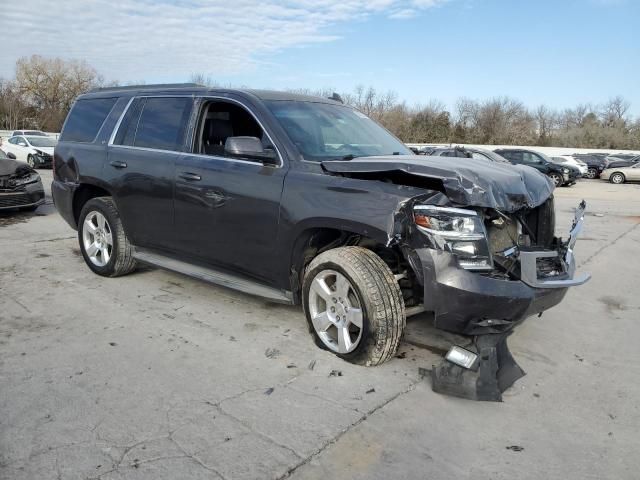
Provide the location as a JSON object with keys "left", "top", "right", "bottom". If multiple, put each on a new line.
{"left": 553, "top": 155, "right": 588, "bottom": 176}
{"left": 2, "top": 135, "right": 56, "bottom": 168}
{"left": 601, "top": 164, "right": 640, "bottom": 184}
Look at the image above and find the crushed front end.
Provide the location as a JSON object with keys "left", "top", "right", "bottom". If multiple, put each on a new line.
{"left": 0, "top": 164, "right": 45, "bottom": 210}
{"left": 403, "top": 197, "right": 590, "bottom": 400}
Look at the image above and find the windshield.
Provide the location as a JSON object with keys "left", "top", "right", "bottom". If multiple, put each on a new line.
{"left": 27, "top": 137, "right": 57, "bottom": 147}
{"left": 265, "top": 101, "right": 412, "bottom": 161}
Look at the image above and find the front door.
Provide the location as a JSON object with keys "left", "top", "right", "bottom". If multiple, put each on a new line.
{"left": 173, "top": 97, "right": 287, "bottom": 285}
{"left": 104, "top": 96, "right": 193, "bottom": 250}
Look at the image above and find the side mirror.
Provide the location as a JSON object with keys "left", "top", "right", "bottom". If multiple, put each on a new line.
{"left": 6, "top": 152, "right": 16, "bottom": 160}
{"left": 224, "top": 136, "right": 278, "bottom": 165}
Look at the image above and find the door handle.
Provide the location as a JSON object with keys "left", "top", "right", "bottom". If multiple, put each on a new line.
{"left": 109, "top": 160, "right": 127, "bottom": 169}
{"left": 179, "top": 172, "right": 202, "bottom": 181}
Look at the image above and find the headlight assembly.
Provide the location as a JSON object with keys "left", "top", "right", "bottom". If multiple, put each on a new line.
{"left": 14, "top": 172, "right": 41, "bottom": 186}
{"left": 413, "top": 205, "right": 493, "bottom": 270}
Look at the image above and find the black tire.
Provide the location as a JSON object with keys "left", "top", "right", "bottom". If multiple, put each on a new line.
{"left": 302, "top": 246, "right": 405, "bottom": 366}
{"left": 586, "top": 167, "right": 598, "bottom": 179}
{"left": 27, "top": 155, "right": 36, "bottom": 169}
{"left": 549, "top": 173, "right": 562, "bottom": 187}
{"left": 610, "top": 172, "right": 626, "bottom": 184}
{"left": 78, "top": 197, "right": 137, "bottom": 277}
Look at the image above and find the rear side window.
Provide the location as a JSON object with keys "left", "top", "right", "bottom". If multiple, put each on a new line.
{"left": 61, "top": 98, "right": 117, "bottom": 143}
{"left": 114, "top": 97, "right": 192, "bottom": 151}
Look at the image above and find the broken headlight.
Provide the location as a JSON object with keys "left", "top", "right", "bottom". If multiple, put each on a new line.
{"left": 413, "top": 205, "right": 492, "bottom": 271}
{"left": 14, "top": 172, "right": 41, "bottom": 186}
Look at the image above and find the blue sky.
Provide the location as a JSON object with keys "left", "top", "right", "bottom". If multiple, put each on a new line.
{"left": 2, "top": 0, "right": 639, "bottom": 114}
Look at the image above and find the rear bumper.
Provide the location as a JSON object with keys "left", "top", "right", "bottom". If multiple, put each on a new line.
{"left": 51, "top": 179, "right": 78, "bottom": 229}
{"left": 0, "top": 181, "right": 45, "bottom": 210}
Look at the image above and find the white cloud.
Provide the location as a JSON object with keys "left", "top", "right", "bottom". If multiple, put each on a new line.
{"left": 0, "top": 0, "right": 448, "bottom": 82}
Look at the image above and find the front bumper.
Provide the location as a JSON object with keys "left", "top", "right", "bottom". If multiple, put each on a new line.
{"left": 33, "top": 154, "right": 53, "bottom": 167}
{"left": 0, "top": 180, "right": 45, "bottom": 210}
{"left": 414, "top": 202, "right": 590, "bottom": 335}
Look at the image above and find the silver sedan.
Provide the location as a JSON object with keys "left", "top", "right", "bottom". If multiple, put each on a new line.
{"left": 601, "top": 163, "right": 640, "bottom": 184}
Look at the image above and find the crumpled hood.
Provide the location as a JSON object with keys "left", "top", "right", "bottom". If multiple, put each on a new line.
{"left": 33, "top": 146, "right": 54, "bottom": 155}
{"left": 321, "top": 155, "right": 554, "bottom": 212}
{"left": 0, "top": 158, "right": 35, "bottom": 176}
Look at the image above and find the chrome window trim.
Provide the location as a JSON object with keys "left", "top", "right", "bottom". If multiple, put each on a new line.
{"left": 107, "top": 94, "right": 283, "bottom": 168}
{"left": 108, "top": 97, "right": 135, "bottom": 145}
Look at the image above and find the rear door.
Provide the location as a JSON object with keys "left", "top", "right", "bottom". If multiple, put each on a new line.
{"left": 173, "top": 96, "right": 287, "bottom": 284}
{"left": 105, "top": 96, "right": 193, "bottom": 250}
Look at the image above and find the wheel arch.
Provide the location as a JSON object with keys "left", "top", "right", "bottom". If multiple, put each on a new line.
{"left": 73, "top": 182, "right": 114, "bottom": 225}
{"left": 286, "top": 221, "right": 400, "bottom": 304}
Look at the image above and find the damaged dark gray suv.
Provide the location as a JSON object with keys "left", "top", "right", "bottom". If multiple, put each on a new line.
{"left": 53, "top": 85, "right": 590, "bottom": 400}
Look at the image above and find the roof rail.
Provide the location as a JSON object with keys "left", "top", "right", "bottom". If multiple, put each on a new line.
{"left": 88, "top": 83, "right": 203, "bottom": 93}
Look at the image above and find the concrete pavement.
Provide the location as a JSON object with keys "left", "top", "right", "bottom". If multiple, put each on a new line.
{"left": 1, "top": 173, "right": 638, "bottom": 479}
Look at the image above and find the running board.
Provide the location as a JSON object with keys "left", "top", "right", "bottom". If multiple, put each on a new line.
{"left": 132, "top": 248, "right": 294, "bottom": 304}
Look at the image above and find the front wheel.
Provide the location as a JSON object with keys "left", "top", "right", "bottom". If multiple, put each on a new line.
{"left": 27, "top": 155, "right": 36, "bottom": 168}
{"left": 303, "top": 246, "right": 405, "bottom": 366}
{"left": 610, "top": 172, "right": 626, "bottom": 184}
{"left": 549, "top": 173, "right": 563, "bottom": 187}
{"left": 78, "top": 197, "right": 137, "bottom": 277}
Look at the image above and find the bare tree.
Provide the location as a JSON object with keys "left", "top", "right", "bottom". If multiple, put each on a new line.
{"left": 15, "top": 55, "right": 102, "bottom": 130}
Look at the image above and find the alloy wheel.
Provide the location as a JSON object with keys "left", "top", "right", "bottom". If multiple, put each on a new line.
{"left": 611, "top": 173, "right": 624, "bottom": 184}
{"left": 82, "top": 211, "right": 113, "bottom": 267}
{"left": 586, "top": 168, "right": 597, "bottom": 179}
{"left": 27, "top": 156, "right": 35, "bottom": 168}
{"left": 308, "top": 269, "right": 363, "bottom": 354}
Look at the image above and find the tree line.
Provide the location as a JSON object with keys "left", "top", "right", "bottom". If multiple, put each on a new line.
{"left": 2, "top": 56, "right": 639, "bottom": 150}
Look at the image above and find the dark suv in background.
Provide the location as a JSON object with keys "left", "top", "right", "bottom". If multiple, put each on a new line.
{"left": 52, "top": 84, "right": 589, "bottom": 400}
{"left": 573, "top": 153, "right": 609, "bottom": 179}
{"left": 495, "top": 148, "right": 578, "bottom": 187}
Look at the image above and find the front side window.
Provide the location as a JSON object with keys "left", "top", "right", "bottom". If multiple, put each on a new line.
{"left": 61, "top": 97, "right": 117, "bottom": 143}
{"left": 265, "top": 101, "right": 411, "bottom": 162}
{"left": 16, "top": 137, "right": 27, "bottom": 146}
{"left": 195, "top": 100, "right": 274, "bottom": 160}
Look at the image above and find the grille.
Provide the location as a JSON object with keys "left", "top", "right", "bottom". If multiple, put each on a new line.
{"left": 0, "top": 193, "right": 32, "bottom": 207}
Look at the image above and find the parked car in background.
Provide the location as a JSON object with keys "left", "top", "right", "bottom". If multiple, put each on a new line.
{"left": 601, "top": 163, "right": 640, "bottom": 184}
{"left": 573, "top": 154, "right": 609, "bottom": 179}
{"left": 494, "top": 148, "right": 577, "bottom": 187}
{"left": 418, "top": 146, "right": 472, "bottom": 158}
{"left": 606, "top": 153, "right": 636, "bottom": 161}
{"left": 552, "top": 156, "right": 588, "bottom": 176}
{"left": 11, "top": 130, "right": 48, "bottom": 137}
{"left": 2, "top": 135, "right": 56, "bottom": 168}
{"left": 466, "top": 147, "right": 511, "bottom": 163}
{"left": 0, "top": 149, "right": 45, "bottom": 211}
{"left": 605, "top": 154, "right": 640, "bottom": 169}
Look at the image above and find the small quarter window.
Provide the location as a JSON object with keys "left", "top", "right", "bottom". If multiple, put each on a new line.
{"left": 61, "top": 98, "right": 117, "bottom": 143}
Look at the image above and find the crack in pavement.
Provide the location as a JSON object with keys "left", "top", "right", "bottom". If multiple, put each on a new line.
{"left": 581, "top": 222, "right": 639, "bottom": 267}
{"left": 276, "top": 380, "right": 421, "bottom": 479}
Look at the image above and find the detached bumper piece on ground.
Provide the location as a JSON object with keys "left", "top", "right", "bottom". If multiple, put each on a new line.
{"left": 430, "top": 201, "right": 590, "bottom": 401}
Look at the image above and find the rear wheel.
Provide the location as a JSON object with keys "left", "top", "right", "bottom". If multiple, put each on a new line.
{"left": 78, "top": 197, "right": 137, "bottom": 277}
{"left": 610, "top": 172, "right": 626, "bottom": 184}
{"left": 586, "top": 167, "right": 598, "bottom": 179}
{"left": 549, "top": 173, "right": 563, "bottom": 187}
{"left": 303, "top": 246, "right": 405, "bottom": 366}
